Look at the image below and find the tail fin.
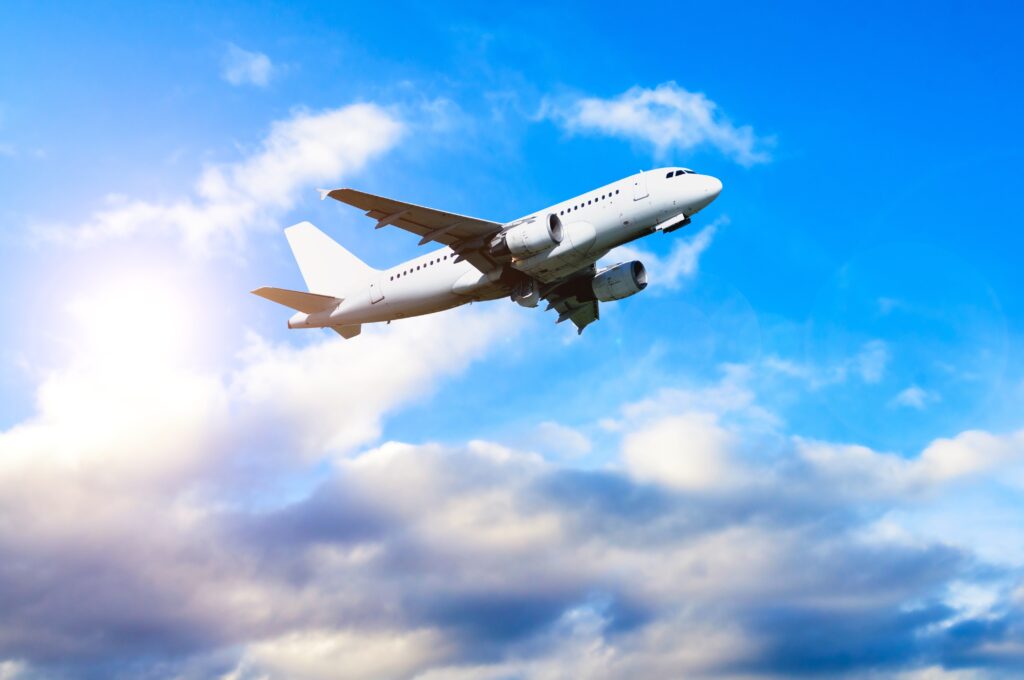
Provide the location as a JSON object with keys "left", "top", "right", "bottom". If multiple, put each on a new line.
{"left": 284, "top": 221, "right": 376, "bottom": 297}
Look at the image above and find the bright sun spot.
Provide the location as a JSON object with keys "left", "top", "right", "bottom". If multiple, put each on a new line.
{"left": 67, "top": 268, "right": 202, "bottom": 372}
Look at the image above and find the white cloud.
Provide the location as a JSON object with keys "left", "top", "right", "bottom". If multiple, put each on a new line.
{"left": 0, "top": 660, "right": 27, "bottom": 680}
{"left": 222, "top": 44, "right": 274, "bottom": 87}
{"left": 855, "top": 339, "right": 890, "bottom": 383}
{"left": 916, "top": 429, "right": 1024, "bottom": 483}
{"left": 533, "top": 421, "right": 592, "bottom": 458}
{"left": 622, "top": 412, "right": 742, "bottom": 491}
{"left": 891, "top": 384, "right": 939, "bottom": 410}
{"left": 542, "top": 82, "right": 772, "bottom": 166}
{"left": 35, "top": 103, "right": 405, "bottom": 253}
{"left": 797, "top": 428, "right": 1024, "bottom": 495}
{"left": 228, "top": 628, "right": 452, "bottom": 680}
{"left": 601, "top": 218, "right": 722, "bottom": 291}
{"left": 2, "top": 333, "right": 1024, "bottom": 677}
{"left": 761, "top": 339, "right": 890, "bottom": 389}
{"left": 233, "top": 307, "right": 520, "bottom": 459}
{"left": 0, "top": 261, "right": 522, "bottom": 668}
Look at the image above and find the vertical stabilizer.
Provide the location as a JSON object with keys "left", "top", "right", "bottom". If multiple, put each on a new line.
{"left": 284, "top": 221, "right": 376, "bottom": 297}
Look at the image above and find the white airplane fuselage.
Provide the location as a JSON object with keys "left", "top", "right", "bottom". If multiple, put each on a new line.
{"left": 286, "top": 167, "right": 721, "bottom": 330}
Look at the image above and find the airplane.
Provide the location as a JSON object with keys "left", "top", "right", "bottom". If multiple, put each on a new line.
{"left": 253, "top": 167, "right": 722, "bottom": 338}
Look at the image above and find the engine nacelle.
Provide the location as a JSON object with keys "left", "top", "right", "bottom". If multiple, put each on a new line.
{"left": 592, "top": 261, "right": 647, "bottom": 302}
{"left": 489, "top": 213, "right": 563, "bottom": 259}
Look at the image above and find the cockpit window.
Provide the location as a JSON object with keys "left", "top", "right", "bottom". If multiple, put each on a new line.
{"left": 666, "top": 171, "right": 673, "bottom": 178}
{"left": 674, "top": 170, "right": 684, "bottom": 176}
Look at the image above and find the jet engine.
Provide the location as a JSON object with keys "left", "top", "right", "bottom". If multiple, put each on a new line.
{"left": 591, "top": 261, "right": 647, "bottom": 301}
{"left": 489, "top": 213, "right": 563, "bottom": 258}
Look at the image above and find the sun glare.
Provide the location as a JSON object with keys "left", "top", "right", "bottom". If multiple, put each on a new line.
{"left": 67, "top": 267, "right": 204, "bottom": 371}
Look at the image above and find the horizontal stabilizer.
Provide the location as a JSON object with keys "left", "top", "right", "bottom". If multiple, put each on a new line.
{"left": 251, "top": 287, "right": 341, "bottom": 313}
{"left": 330, "top": 324, "right": 362, "bottom": 339}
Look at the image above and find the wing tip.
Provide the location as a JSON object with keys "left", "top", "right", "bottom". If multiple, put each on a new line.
{"left": 318, "top": 187, "right": 354, "bottom": 202}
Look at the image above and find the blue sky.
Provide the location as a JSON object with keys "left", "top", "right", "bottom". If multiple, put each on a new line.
{"left": 2, "top": 1, "right": 1024, "bottom": 678}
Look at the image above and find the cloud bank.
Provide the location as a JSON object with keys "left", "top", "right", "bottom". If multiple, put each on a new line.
{"left": 2, "top": 319, "right": 1023, "bottom": 679}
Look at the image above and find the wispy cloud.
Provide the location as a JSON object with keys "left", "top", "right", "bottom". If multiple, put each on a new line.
{"left": 891, "top": 384, "right": 940, "bottom": 410}
{"left": 222, "top": 44, "right": 274, "bottom": 87}
{"left": 602, "top": 218, "right": 724, "bottom": 290}
{"left": 34, "top": 104, "right": 405, "bottom": 253}
{"left": 762, "top": 339, "right": 891, "bottom": 389}
{"left": 533, "top": 421, "right": 592, "bottom": 458}
{"left": 541, "top": 82, "right": 772, "bottom": 166}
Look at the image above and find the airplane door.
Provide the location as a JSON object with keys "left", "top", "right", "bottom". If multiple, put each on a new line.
{"left": 369, "top": 279, "right": 385, "bottom": 304}
{"left": 632, "top": 170, "right": 649, "bottom": 200}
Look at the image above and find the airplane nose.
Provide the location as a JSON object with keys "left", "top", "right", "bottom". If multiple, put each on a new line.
{"left": 706, "top": 175, "right": 723, "bottom": 200}
{"left": 687, "top": 175, "right": 722, "bottom": 215}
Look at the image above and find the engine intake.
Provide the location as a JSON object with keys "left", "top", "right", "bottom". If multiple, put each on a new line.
{"left": 489, "top": 213, "right": 563, "bottom": 258}
{"left": 592, "top": 261, "right": 647, "bottom": 302}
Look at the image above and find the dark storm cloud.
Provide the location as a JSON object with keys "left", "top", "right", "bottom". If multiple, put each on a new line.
{"left": 941, "top": 606, "right": 1024, "bottom": 670}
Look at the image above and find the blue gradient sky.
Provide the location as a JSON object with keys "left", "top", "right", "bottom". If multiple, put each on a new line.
{"left": 2, "top": 2, "right": 1023, "bottom": 678}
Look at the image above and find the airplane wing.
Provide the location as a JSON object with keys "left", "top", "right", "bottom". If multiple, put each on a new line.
{"left": 541, "top": 264, "right": 600, "bottom": 335}
{"left": 320, "top": 188, "right": 503, "bottom": 273}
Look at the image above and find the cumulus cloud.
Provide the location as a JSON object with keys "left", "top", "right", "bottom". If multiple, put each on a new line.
{"left": 222, "top": 44, "right": 274, "bottom": 87}
{"left": 214, "top": 423, "right": 1024, "bottom": 678}
{"left": 542, "top": 82, "right": 772, "bottom": 166}
{"left": 228, "top": 628, "right": 452, "bottom": 680}
{"left": 0, "top": 274, "right": 521, "bottom": 675}
{"left": 2, "top": 339, "right": 1024, "bottom": 677}
{"left": 34, "top": 103, "right": 404, "bottom": 253}
{"left": 622, "top": 412, "right": 742, "bottom": 491}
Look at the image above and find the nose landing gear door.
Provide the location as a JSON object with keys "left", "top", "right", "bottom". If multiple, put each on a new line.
{"left": 370, "top": 279, "right": 385, "bottom": 304}
{"left": 632, "top": 170, "right": 649, "bottom": 201}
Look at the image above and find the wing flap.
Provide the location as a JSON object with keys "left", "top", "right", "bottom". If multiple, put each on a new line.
{"left": 541, "top": 264, "right": 600, "bottom": 335}
{"left": 330, "top": 324, "right": 362, "bottom": 339}
{"left": 552, "top": 297, "right": 600, "bottom": 335}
